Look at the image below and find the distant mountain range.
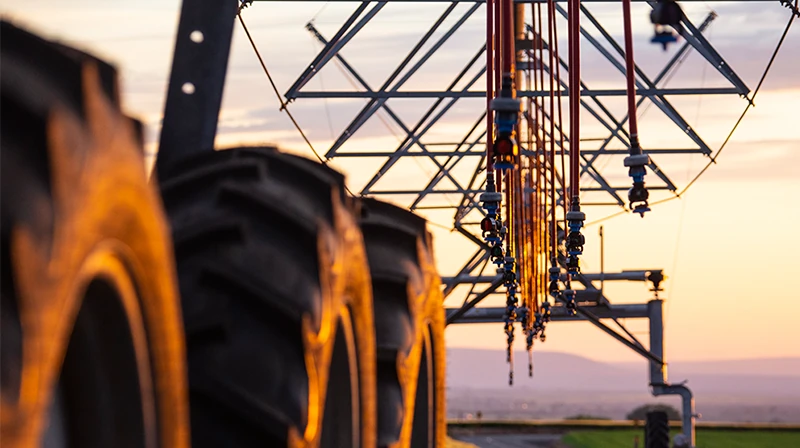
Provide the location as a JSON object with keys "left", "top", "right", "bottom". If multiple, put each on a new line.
{"left": 445, "top": 349, "right": 800, "bottom": 396}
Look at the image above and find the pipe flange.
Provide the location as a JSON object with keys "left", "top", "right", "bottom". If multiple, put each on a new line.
{"left": 490, "top": 97, "right": 522, "bottom": 112}
{"left": 623, "top": 153, "right": 651, "bottom": 167}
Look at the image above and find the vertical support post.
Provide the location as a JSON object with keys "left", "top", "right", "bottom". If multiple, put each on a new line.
{"left": 156, "top": 0, "right": 238, "bottom": 174}
{"left": 649, "top": 299, "right": 697, "bottom": 448}
{"left": 648, "top": 299, "right": 667, "bottom": 385}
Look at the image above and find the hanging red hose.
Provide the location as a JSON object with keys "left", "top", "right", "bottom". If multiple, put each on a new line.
{"left": 520, "top": 3, "right": 535, "bottom": 315}
{"left": 568, "top": 0, "right": 581, "bottom": 201}
{"left": 495, "top": 0, "right": 502, "bottom": 92}
{"left": 486, "top": 0, "right": 495, "bottom": 181}
{"left": 562, "top": 0, "right": 585, "bottom": 278}
{"left": 506, "top": 170, "right": 512, "bottom": 250}
{"left": 622, "top": 0, "right": 650, "bottom": 216}
{"left": 494, "top": 0, "right": 503, "bottom": 191}
{"left": 502, "top": 0, "right": 515, "bottom": 78}
{"left": 546, "top": 0, "right": 558, "bottom": 261}
{"left": 551, "top": 0, "right": 569, "bottom": 228}
{"left": 526, "top": 6, "right": 535, "bottom": 303}
{"left": 538, "top": 1, "right": 547, "bottom": 307}
{"left": 621, "top": 0, "right": 641, "bottom": 152}
{"left": 530, "top": 1, "right": 542, "bottom": 313}
{"left": 530, "top": 18, "right": 545, "bottom": 300}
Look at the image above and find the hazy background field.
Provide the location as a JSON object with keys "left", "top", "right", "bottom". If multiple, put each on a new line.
{"left": 446, "top": 349, "right": 800, "bottom": 423}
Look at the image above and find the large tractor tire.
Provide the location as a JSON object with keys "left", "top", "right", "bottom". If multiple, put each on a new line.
{"left": 358, "top": 199, "right": 446, "bottom": 448}
{"left": 0, "top": 22, "right": 189, "bottom": 448}
{"left": 157, "top": 147, "right": 377, "bottom": 448}
{"left": 644, "top": 411, "right": 671, "bottom": 448}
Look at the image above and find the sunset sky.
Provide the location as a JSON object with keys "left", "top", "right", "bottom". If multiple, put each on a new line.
{"left": 4, "top": 0, "right": 799, "bottom": 368}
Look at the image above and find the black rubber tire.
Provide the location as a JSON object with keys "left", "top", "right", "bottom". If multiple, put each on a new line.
{"left": 157, "top": 147, "right": 377, "bottom": 448}
{"left": 0, "top": 21, "right": 188, "bottom": 448}
{"left": 645, "top": 411, "right": 671, "bottom": 448}
{"left": 358, "top": 198, "right": 446, "bottom": 448}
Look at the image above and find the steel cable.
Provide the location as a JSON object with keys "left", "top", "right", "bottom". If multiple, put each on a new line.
{"left": 237, "top": 7, "right": 356, "bottom": 196}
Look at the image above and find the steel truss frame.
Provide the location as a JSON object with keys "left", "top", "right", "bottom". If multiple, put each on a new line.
{"left": 276, "top": 1, "right": 750, "bottom": 303}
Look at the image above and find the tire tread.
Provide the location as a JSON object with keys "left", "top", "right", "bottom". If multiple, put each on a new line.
{"left": 161, "top": 148, "right": 342, "bottom": 446}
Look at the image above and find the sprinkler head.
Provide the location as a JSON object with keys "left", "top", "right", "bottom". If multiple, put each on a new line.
{"left": 628, "top": 181, "right": 651, "bottom": 217}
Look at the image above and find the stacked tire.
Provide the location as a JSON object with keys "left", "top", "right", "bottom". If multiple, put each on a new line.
{"left": 157, "top": 147, "right": 380, "bottom": 448}
{"left": 359, "top": 199, "right": 445, "bottom": 448}
{"left": 1, "top": 21, "right": 188, "bottom": 448}
{"left": 2, "top": 22, "right": 446, "bottom": 448}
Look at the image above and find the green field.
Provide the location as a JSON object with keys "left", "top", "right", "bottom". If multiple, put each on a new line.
{"left": 445, "top": 437, "right": 479, "bottom": 448}
{"left": 563, "top": 429, "right": 800, "bottom": 448}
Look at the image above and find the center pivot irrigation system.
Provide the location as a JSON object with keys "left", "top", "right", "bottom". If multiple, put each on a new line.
{"left": 234, "top": 0, "right": 796, "bottom": 446}
{"left": 1, "top": 1, "right": 797, "bottom": 448}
